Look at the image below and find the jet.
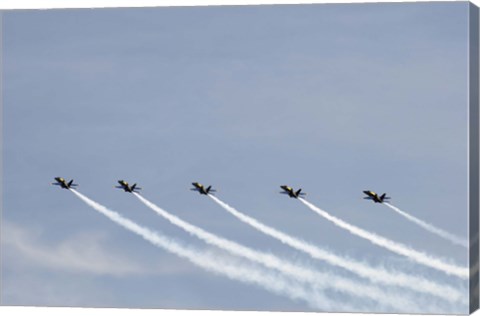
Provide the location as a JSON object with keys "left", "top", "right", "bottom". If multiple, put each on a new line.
{"left": 363, "top": 190, "right": 390, "bottom": 203}
{"left": 116, "top": 180, "right": 142, "bottom": 193}
{"left": 52, "top": 177, "right": 78, "bottom": 190}
{"left": 191, "top": 182, "right": 216, "bottom": 195}
{"left": 280, "top": 185, "right": 306, "bottom": 199}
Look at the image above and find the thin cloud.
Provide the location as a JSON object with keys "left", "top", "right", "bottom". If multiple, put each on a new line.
{"left": 2, "top": 221, "right": 187, "bottom": 277}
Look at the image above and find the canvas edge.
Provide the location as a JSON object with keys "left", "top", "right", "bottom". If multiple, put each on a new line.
{"left": 469, "top": 1, "right": 480, "bottom": 314}
{"left": 0, "top": 10, "right": 4, "bottom": 308}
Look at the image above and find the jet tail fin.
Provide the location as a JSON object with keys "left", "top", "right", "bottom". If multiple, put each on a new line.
{"left": 380, "top": 193, "right": 386, "bottom": 201}
{"left": 206, "top": 185, "right": 212, "bottom": 193}
{"left": 68, "top": 180, "right": 74, "bottom": 187}
{"left": 296, "top": 189, "right": 303, "bottom": 196}
{"left": 132, "top": 184, "right": 136, "bottom": 190}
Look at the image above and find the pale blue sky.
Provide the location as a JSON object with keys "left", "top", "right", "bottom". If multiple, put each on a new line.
{"left": 1, "top": 2, "right": 472, "bottom": 313}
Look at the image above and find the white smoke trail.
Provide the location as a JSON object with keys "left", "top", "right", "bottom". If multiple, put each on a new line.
{"left": 299, "top": 198, "right": 468, "bottom": 279}
{"left": 208, "top": 195, "right": 465, "bottom": 304}
{"left": 384, "top": 203, "right": 468, "bottom": 248}
{"left": 69, "top": 189, "right": 334, "bottom": 310}
{"left": 134, "top": 193, "right": 435, "bottom": 313}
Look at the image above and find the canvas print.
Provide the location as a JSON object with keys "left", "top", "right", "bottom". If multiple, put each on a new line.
{"left": 1, "top": 1, "right": 479, "bottom": 314}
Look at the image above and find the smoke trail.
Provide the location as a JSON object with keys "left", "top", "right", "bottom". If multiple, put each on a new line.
{"left": 69, "top": 189, "right": 334, "bottom": 310}
{"left": 133, "top": 193, "right": 423, "bottom": 312}
{"left": 208, "top": 195, "right": 465, "bottom": 304}
{"left": 299, "top": 198, "right": 468, "bottom": 279}
{"left": 384, "top": 203, "right": 468, "bottom": 248}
